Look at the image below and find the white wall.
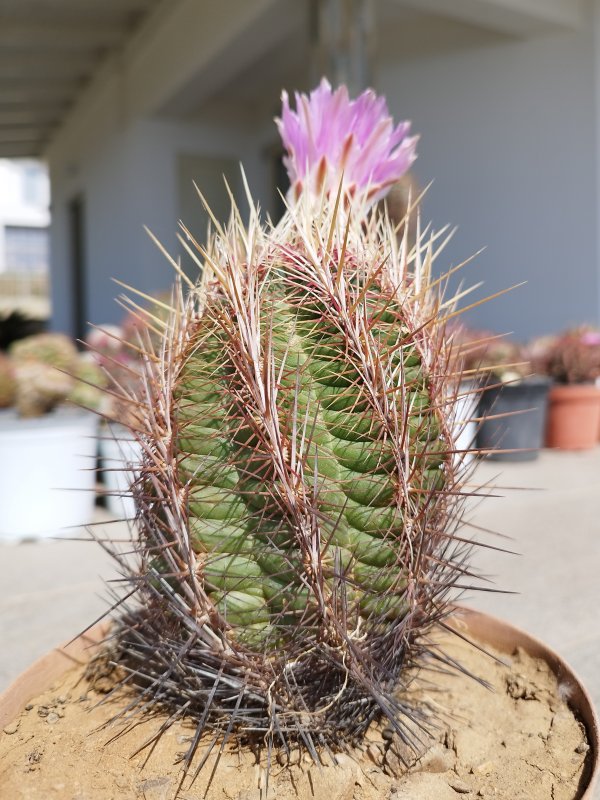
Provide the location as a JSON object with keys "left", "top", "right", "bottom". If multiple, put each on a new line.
{"left": 377, "top": 15, "right": 598, "bottom": 339}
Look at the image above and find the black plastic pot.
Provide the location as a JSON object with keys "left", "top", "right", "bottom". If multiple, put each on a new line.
{"left": 477, "top": 376, "right": 551, "bottom": 461}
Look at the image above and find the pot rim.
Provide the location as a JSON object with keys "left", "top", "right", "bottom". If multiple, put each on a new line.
{"left": 481, "top": 375, "right": 553, "bottom": 395}
{"left": 550, "top": 383, "right": 600, "bottom": 399}
{"left": 0, "top": 610, "right": 597, "bottom": 797}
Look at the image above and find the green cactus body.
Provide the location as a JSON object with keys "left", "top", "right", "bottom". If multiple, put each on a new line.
{"left": 101, "top": 191, "right": 481, "bottom": 776}
{"left": 175, "top": 284, "right": 444, "bottom": 646}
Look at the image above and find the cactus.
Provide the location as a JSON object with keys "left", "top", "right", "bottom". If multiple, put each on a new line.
{"left": 543, "top": 326, "right": 600, "bottom": 384}
{"left": 85, "top": 322, "right": 146, "bottom": 426}
{"left": 67, "top": 358, "right": 107, "bottom": 411}
{"left": 0, "top": 354, "right": 17, "bottom": 408}
{"left": 13, "top": 361, "right": 74, "bottom": 417}
{"left": 4, "top": 333, "right": 103, "bottom": 418}
{"left": 9, "top": 332, "right": 79, "bottom": 373}
{"left": 102, "top": 81, "right": 485, "bottom": 780}
{"left": 8, "top": 333, "right": 79, "bottom": 417}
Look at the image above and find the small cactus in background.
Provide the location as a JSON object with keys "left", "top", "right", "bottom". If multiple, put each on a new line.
{"left": 0, "top": 333, "right": 104, "bottom": 418}
{"left": 86, "top": 322, "right": 145, "bottom": 427}
{"left": 100, "top": 81, "right": 488, "bottom": 781}
{"left": 13, "top": 361, "right": 74, "bottom": 417}
{"left": 540, "top": 326, "right": 600, "bottom": 384}
{"left": 9, "top": 332, "right": 79, "bottom": 373}
{"left": 0, "top": 354, "right": 17, "bottom": 408}
{"left": 68, "top": 358, "right": 107, "bottom": 412}
{"left": 452, "top": 326, "right": 530, "bottom": 384}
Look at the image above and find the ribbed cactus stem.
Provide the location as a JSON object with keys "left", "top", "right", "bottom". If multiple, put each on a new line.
{"left": 97, "top": 187, "right": 478, "bottom": 765}
{"left": 174, "top": 267, "right": 448, "bottom": 650}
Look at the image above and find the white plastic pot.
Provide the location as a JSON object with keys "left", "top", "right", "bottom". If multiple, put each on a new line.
{"left": 451, "top": 382, "right": 479, "bottom": 466}
{"left": 0, "top": 408, "right": 99, "bottom": 540}
{"left": 99, "top": 424, "right": 141, "bottom": 520}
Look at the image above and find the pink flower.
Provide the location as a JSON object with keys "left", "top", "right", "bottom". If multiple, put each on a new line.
{"left": 276, "top": 78, "right": 418, "bottom": 204}
{"left": 581, "top": 330, "right": 600, "bottom": 346}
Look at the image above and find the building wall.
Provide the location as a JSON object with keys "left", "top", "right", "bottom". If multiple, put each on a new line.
{"left": 378, "top": 15, "right": 598, "bottom": 340}
{"left": 47, "top": 2, "right": 600, "bottom": 342}
{"left": 49, "top": 110, "right": 263, "bottom": 334}
{"left": 45, "top": 0, "right": 282, "bottom": 336}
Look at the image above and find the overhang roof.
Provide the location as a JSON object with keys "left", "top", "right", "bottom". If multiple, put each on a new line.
{"left": 0, "top": 0, "right": 162, "bottom": 159}
{"left": 0, "top": 0, "right": 585, "bottom": 161}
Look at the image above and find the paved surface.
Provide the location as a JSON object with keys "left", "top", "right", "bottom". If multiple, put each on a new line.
{"left": 0, "top": 508, "right": 118, "bottom": 690}
{"left": 469, "top": 449, "right": 600, "bottom": 716}
{"left": 1, "top": 450, "right": 599, "bottom": 789}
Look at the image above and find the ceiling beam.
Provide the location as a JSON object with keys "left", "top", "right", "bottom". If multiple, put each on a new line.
{"left": 0, "top": 0, "right": 153, "bottom": 21}
{"left": 396, "top": 0, "right": 584, "bottom": 35}
{"left": 108, "top": 0, "right": 286, "bottom": 118}
{"left": 0, "top": 21, "right": 124, "bottom": 50}
{"left": 0, "top": 54, "right": 97, "bottom": 80}
{"left": 0, "top": 88, "right": 76, "bottom": 105}
{"left": 0, "top": 82, "right": 82, "bottom": 103}
{"left": 0, "top": 99, "right": 70, "bottom": 111}
{"left": 0, "top": 127, "right": 54, "bottom": 143}
{"left": 0, "top": 110, "right": 62, "bottom": 126}
{"left": 146, "top": 0, "right": 304, "bottom": 117}
{"left": 0, "top": 143, "right": 41, "bottom": 158}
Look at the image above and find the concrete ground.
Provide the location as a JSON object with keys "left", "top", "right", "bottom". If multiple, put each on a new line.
{"left": 1, "top": 449, "right": 599, "bottom": 789}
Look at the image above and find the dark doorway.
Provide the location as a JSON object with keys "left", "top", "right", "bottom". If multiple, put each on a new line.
{"left": 272, "top": 147, "right": 289, "bottom": 223}
{"left": 177, "top": 154, "right": 242, "bottom": 282}
{"left": 68, "top": 195, "right": 87, "bottom": 342}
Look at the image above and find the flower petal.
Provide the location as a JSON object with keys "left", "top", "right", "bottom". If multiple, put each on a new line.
{"left": 275, "top": 81, "right": 418, "bottom": 205}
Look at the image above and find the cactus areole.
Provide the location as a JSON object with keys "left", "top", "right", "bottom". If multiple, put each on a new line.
{"left": 112, "top": 80, "right": 481, "bottom": 770}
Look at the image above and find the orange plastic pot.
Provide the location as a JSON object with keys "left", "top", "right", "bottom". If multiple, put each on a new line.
{"left": 546, "top": 384, "right": 600, "bottom": 450}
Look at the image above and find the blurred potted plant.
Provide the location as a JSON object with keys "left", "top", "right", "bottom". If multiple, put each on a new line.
{"left": 0, "top": 333, "right": 104, "bottom": 539}
{"left": 87, "top": 319, "right": 146, "bottom": 519}
{"left": 538, "top": 327, "right": 600, "bottom": 450}
{"left": 473, "top": 336, "right": 551, "bottom": 461}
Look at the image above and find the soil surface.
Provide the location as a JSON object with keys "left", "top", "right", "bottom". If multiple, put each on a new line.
{"left": 0, "top": 630, "right": 591, "bottom": 800}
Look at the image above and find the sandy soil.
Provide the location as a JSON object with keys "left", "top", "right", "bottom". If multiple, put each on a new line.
{"left": 0, "top": 631, "right": 591, "bottom": 800}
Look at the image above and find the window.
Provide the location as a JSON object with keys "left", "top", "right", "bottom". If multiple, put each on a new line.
{"left": 4, "top": 225, "right": 49, "bottom": 274}
{"left": 22, "top": 163, "right": 47, "bottom": 207}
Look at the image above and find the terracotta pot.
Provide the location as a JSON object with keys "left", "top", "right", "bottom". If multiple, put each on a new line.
{"left": 546, "top": 384, "right": 600, "bottom": 450}
{"left": 0, "top": 610, "right": 597, "bottom": 797}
